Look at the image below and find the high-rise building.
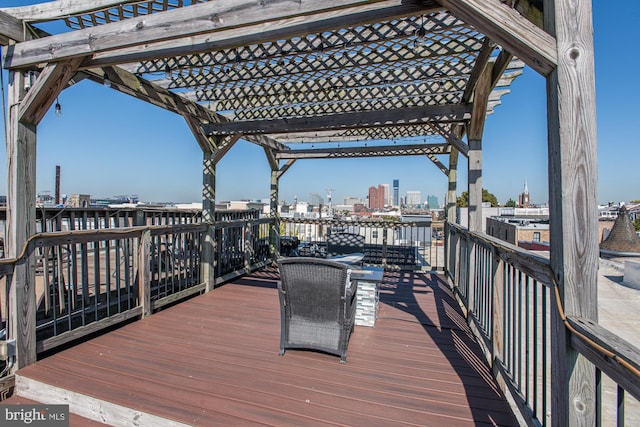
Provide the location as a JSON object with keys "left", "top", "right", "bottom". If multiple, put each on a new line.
{"left": 406, "top": 191, "right": 421, "bottom": 207}
{"left": 368, "top": 185, "right": 385, "bottom": 210}
{"left": 344, "top": 196, "right": 360, "bottom": 206}
{"left": 393, "top": 179, "right": 399, "bottom": 206}
{"left": 309, "top": 192, "right": 324, "bottom": 207}
{"left": 381, "top": 184, "right": 391, "bottom": 207}
{"left": 427, "top": 195, "right": 439, "bottom": 209}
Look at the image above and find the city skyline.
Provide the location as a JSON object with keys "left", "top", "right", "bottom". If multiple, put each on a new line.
{"left": 1, "top": 1, "right": 638, "bottom": 206}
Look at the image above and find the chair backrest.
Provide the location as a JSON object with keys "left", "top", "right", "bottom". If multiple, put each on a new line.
{"left": 278, "top": 257, "right": 350, "bottom": 323}
{"left": 327, "top": 232, "right": 365, "bottom": 256}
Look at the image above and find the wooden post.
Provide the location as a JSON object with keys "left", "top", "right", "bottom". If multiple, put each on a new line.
{"left": 465, "top": 63, "right": 493, "bottom": 320}
{"left": 446, "top": 148, "right": 459, "bottom": 224}
{"left": 270, "top": 168, "right": 281, "bottom": 259}
{"left": 264, "top": 148, "right": 281, "bottom": 260}
{"left": 137, "top": 228, "right": 151, "bottom": 317}
{"left": 202, "top": 151, "right": 217, "bottom": 292}
{"left": 445, "top": 148, "right": 459, "bottom": 277}
{"left": 243, "top": 221, "right": 252, "bottom": 269}
{"left": 544, "top": 0, "right": 598, "bottom": 425}
{"left": 6, "top": 69, "right": 37, "bottom": 369}
{"left": 491, "top": 249, "right": 505, "bottom": 371}
{"left": 134, "top": 209, "right": 146, "bottom": 227}
{"left": 467, "top": 63, "right": 493, "bottom": 234}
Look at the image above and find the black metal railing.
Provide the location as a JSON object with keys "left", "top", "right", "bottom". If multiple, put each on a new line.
{"left": 280, "top": 217, "right": 443, "bottom": 270}
{"left": 446, "top": 222, "right": 640, "bottom": 426}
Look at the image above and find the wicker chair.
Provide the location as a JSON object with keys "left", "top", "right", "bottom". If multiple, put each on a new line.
{"left": 277, "top": 257, "right": 357, "bottom": 364}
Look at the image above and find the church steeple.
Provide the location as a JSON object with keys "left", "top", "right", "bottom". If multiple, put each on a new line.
{"left": 518, "top": 179, "right": 530, "bottom": 208}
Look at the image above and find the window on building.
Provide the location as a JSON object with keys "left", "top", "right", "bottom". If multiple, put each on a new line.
{"left": 372, "top": 230, "right": 378, "bottom": 239}
{"left": 533, "top": 232, "right": 540, "bottom": 242}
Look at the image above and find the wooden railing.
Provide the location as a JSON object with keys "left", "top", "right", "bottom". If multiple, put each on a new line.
{"left": 280, "top": 217, "right": 443, "bottom": 270}
{"left": 445, "top": 222, "right": 640, "bottom": 426}
{"left": 0, "top": 213, "right": 274, "bottom": 384}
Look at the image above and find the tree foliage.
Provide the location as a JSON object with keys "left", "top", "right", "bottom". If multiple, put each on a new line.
{"left": 456, "top": 189, "right": 499, "bottom": 207}
{"left": 634, "top": 217, "right": 640, "bottom": 232}
{"left": 504, "top": 198, "right": 517, "bottom": 207}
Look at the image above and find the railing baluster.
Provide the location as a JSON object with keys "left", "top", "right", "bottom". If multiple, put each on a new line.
{"left": 617, "top": 385, "right": 625, "bottom": 427}
{"left": 542, "top": 286, "right": 548, "bottom": 426}
{"left": 596, "top": 368, "right": 602, "bottom": 427}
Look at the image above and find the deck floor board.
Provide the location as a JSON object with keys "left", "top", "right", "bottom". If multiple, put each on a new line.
{"left": 10, "top": 268, "right": 518, "bottom": 426}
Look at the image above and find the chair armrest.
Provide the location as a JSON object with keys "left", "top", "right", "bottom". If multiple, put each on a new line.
{"left": 345, "top": 272, "right": 357, "bottom": 308}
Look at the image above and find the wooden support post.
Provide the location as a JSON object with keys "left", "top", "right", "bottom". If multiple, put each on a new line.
{"left": 264, "top": 148, "right": 281, "bottom": 261}
{"left": 269, "top": 169, "right": 280, "bottom": 260}
{"left": 202, "top": 151, "right": 217, "bottom": 292}
{"left": 447, "top": 148, "right": 459, "bottom": 224}
{"left": 445, "top": 148, "right": 459, "bottom": 278}
{"left": 6, "top": 69, "right": 37, "bottom": 370}
{"left": 467, "top": 63, "right": 493, "bottom": 233}
{"left": 544, "top": 0, "right": 598, "bottom": 425}
{"left": 137, "top": 228, "right": 151, "bottom": 317}
{"left": 201, "top": 151, "right": 217, "bottom": 292}
{"left": 465, "top": 63, "right": 493, "bottom": 321}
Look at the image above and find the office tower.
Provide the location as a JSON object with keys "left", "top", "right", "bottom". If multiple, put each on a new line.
{"left": 393, "top": 179, "right": 399, "bottom": 206}
{"left": 406, "top": 191, "right": 421, "bottom": 207}
{"left": 368, "top": 185, "right": 385, "bottom": 209}
{"left": 427, "top": 195, "right": 439, "bottom": 209}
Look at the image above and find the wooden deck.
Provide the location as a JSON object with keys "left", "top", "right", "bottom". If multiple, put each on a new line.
{"left": 5, "top": 267, "right": 518, "bottom": 426}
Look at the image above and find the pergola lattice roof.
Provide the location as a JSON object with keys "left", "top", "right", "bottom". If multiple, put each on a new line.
{"left": 1, "top": 0, "right": 529, "bottom": 162}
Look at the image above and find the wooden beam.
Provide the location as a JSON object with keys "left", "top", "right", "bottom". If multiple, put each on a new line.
{"left": 82, "top": 66, "right": 286, "bottom": 151}
{"left": 91, "top": 66, "right": 218, "bottom": 123}
{"left": 491, "top": 49, "right": 515, "bottom": 88}
{"left": 211, "top": 136, "right": 240, "bottom": 164}
{"left": 0, "top": 1, "right": 139, "bottom": 22}
{"left": 3, "top": 0, "right": 437, "bottom": 70}
{"left": 204, "top": 104, "right": 471, "bottom": 136}
{"left": 181, "top": 114, "right": 217, "bottom": 153}
{"left": 544, "top": 0, "right": 598, "bottom": 425}
{"left": 278, "top": 159, "right": 296, "bottom": 179}
{"left": 87, "top": 2, "right": 437, "bottom": 69}
{"left": 426, "top": 153, "right": 449, "bottom": 176}
{"left": 462, "top": 37, "right": 494, "bottom": 103}
{"left": 276, "top": 143, "right": 448, "bottom": 160}
{"left": 0, "top": 10, "right": 27, "bottom": 44}
{"left": 19, "top": 58, "right": 83, "bottom": 125}
{"left": 263, "top": 147, "right": 279, "bottom": 172}
{"left": 507, "top": 0, "right": 544, "bottom": 29}
{"left": 428, "top": 122, "right": 469, "bottom": 157}
{"left": 438, "top": 0, "right": 557, "bottom": 75}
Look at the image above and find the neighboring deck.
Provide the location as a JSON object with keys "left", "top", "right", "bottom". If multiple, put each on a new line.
{"left": 4, "top": 268, "right": 518, "bottom": 426}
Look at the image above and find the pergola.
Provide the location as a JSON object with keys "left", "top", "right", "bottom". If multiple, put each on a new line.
{"left": 1, "top": 1, "right": 597, "bottom": 425}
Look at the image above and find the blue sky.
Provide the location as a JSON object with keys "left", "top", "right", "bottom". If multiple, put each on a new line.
{"left": 1, "top": 1, "right": 637, "bottom": 206}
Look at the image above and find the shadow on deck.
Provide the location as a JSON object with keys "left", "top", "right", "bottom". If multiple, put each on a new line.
{"left": 3, "top": 267, "right": 518, "bottom": 426}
